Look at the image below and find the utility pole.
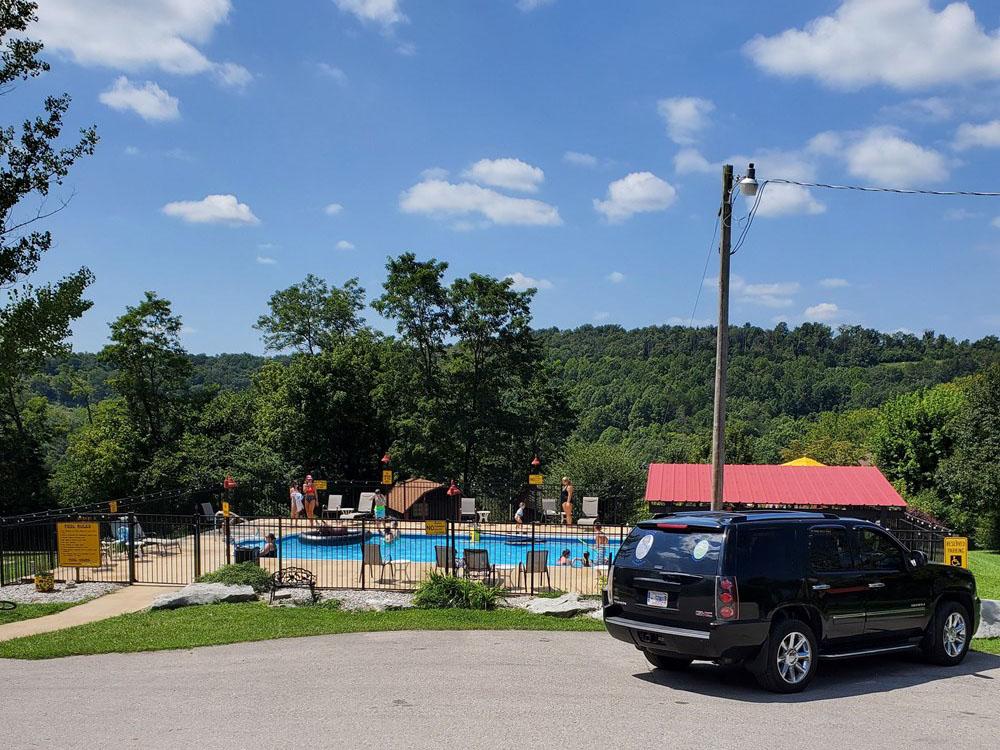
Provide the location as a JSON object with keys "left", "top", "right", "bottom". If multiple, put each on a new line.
{"left": 710, "top": 164, "right": 734, "bottom": 510}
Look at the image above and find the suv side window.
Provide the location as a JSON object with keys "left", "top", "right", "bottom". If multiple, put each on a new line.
{"left": 737, "top": 525, "right": 800, "bottom": 581}
{"left": 808, "top": 527, "right": 856, "bottom": 573}
{"left": 859, "top": 528, "right": 904, "bottom": 572}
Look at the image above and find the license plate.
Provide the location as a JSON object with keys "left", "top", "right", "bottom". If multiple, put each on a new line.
{"left": 646, "top": 590, "right": 672, "bottom": 608}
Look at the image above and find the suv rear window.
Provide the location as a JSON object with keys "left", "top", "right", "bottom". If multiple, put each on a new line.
{"left": 617, "top": 526, "right": 724, "bottom": 575}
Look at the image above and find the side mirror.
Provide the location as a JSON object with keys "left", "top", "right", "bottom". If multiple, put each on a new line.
{"left": 910, "top": 550, "right": 928, "bottom": 568}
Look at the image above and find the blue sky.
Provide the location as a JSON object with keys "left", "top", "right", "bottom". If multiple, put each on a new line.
{"left": 14, "top": 0, "right": 1000, "bottom": 353}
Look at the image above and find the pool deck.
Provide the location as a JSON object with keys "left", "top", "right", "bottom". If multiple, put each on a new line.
{"left": 29, "top": 519, "right": 622, "bottom": 596}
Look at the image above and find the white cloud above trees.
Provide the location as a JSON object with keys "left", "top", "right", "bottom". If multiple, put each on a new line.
{"left": 99, "top": 77, "right": 179, "bottom": 121}
{"left": 162, "top": 194, "right": 260, "bottom": 225}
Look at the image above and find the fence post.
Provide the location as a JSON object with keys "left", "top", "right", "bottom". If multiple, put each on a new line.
{"left": 0, "top": 519, "right": 5, "bottom": 588}
{"left": 278, "top": 516, "right": 283, "bottom": 572}
{"left": 127, "top": 513, "right": 137, "bottom": 584}
{"left": 530, "top": 521, "right": 535, "bottom": 596}
{"left": 224, "top": 513, "right": 231, "bottom": 565}
{"left": 360, "top": 519, "right": 366, "bottom": 590}
{"left": 192, "top": 513, "right": 201, "bottom": 579}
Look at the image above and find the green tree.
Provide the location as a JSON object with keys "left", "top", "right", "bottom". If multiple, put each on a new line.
{"left": 782, "top": 409, "right": 879, "bottom": 466}
{"left": 549, "top": 441, "right": 646, "bottom": 523}
{"left": 99, "top": 292, "right": 192, "bottom": 452}
{"left": 0, "top": 1, "right": 97, "bottom": 514}
{"left": 254, "top": 274, "right": 366, "bottom": 355}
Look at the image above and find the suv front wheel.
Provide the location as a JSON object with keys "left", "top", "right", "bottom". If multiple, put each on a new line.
{"left": 922, "top": 601, "right": 971, "bottom": 666}
{"left": 752, "top": 618, "right": 818, "bottom": 693}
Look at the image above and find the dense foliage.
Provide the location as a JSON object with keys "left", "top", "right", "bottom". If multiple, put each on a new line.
{"left": 413, "top": 572, "right": 505, "bottom": 610}
{"left": 196, "top": 562, "right": 274, "bottom": 594}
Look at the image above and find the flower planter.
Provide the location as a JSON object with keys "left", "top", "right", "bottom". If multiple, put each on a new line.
{"left": 34, "top": 572, "right": 55, "bottom": 593}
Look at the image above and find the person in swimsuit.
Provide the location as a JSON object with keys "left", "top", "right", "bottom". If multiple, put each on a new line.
{"left": 557, "top": 549, "right": 571, "bottom": 566}
{"left": 514, "top": 501, "right": 527, "bottom": 525}
{"left": 303, "top": 475, "right": 317, "bottom": 520}
{"left": 289, "top": 483, "right": 300, "bottom": 519}
{"left": 561, "top": 476, "right": 574, "bottom": 525}
{"left": 292, "top": 485, "right": 305, "bottom": 520}
{"left": 260, "top": 533, "right": 277, "bottom": 557}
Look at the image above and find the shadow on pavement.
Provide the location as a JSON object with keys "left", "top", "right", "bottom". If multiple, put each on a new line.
{"left": 632, "top": 649, "right": 1000, "bottom": 703}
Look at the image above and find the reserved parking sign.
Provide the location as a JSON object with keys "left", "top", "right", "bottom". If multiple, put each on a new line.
{"left": 943, "top": 536, "right": 968, "bottom": 568}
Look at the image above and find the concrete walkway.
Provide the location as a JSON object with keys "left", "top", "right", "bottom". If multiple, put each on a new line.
{"left": 0, "top": 585, "right": 179, "bottom": 642}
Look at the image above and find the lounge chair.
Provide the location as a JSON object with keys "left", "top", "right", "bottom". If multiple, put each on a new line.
{"left": 434, "top": 545, "right": 461, "bottom": 573}
{"left": 460, "top": 497, "right": 477, "bottom": 522}
{"left": 540, "top": 497, "right": 562, "bottom": 524}
{"left": 200, "top": 502, "right": 220, "bottom": 530}
{"left": 577, "top": 496, "right": 600, "bottom": 526}
{"left": 517, "top": 550, "right": 552, "bottom": 591}
{"left": 340, "top": 492, "right": 375, "bottom": 520}
{"left": 360, "top": 543, "right": 410, "bottom": 584}
{"left": 323, "top": 494, "right": 344, "bottom": 518}
{"left": 463, "top": 549, "right": 513, "bottom": 585}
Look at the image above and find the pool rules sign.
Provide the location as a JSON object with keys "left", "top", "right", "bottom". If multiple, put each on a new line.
{"left": 57, "top": 521, "right": 102, "bottom": 568}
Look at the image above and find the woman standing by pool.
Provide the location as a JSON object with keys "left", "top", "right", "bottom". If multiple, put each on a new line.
{"left": 561, "top": 476, "right": 574, "bottom": 525}
{"left": 303, "top": 475, "right": 317, "bottom": 521}
{"left": 289, "top": 482, "right": 301, "bottom": 519}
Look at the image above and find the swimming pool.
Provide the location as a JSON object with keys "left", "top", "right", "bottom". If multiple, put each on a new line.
{"left": 233, "top": 530, "right": 620, "bottom": 566}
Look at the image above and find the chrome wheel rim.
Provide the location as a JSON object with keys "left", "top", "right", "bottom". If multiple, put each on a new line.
{"left": 943, "top": 612, "right": 967, "bottom": 658}
{"left": 776, "top": 631, "right": 812, "bottom": 684}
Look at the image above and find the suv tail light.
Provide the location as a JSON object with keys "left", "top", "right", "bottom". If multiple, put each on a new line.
{"left": 715, "top": 576, "right": 739, "bottom": 620}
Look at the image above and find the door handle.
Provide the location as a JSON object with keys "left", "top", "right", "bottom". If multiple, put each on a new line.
{"left": 868, "top": 582, "right": 885, "bottom": 589}
{"left": 811, "top": 583, "right": 830, "bottom": 591}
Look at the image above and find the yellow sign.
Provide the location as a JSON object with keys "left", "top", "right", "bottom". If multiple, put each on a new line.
{"left": 528, "top": 474, "right": 544, "bottom": 486}
{"left": 222, "top": 501, "right": 230, "bottom": 518}
{"left": 109, "top": 500, "right": 118, "bottom": 513}
{"left": 313, "top": 479, "right": 328, "bottom": 491}
{"left": 944, "top": 537, "right": 968, "bottom": 568}
{"left": 382, "top": 470, "right": 394, "bottom": 485}
{"left": 425, "top": 520, "right": 447, "bottom": 536}
{"left": 57, "top": 522, "right": 101, "bottom": 568}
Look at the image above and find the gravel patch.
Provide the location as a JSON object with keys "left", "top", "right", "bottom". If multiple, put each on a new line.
{"left": 270, "top": 589, "right": 416, "bottom": 611}
{"left": 0, "top": 582, "right": 123, "bottom": 605}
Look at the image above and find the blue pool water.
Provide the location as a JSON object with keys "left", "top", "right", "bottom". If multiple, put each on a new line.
{"left": 233, "top": 531, "right": 618, "bottom": 566}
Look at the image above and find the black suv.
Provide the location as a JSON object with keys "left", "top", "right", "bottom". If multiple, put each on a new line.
{"left": 603, "top": 511, "right": 980, "bottom": 693}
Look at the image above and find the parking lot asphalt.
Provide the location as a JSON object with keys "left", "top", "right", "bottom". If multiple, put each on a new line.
{"left": 2, "top": 630, "right": 998, "bottom": 749}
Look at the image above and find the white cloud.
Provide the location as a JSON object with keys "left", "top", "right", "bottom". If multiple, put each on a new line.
{"left": 420, "top": 167, "right": 449, "bottom": 180}
{"left": 944, "top": 208, "right": 980, "bottom": 221}
{"left": 324, "top": 203, "right": 345, "bottom": 216}
{"left": 844, "top": 127, "right": 948, "bottom": 186}
{"left": 953, "top": 120, "right": 1000, "bottom": 151}
{"left": 507, "top": 272, "right": 553, "bottom": 291}
{"left": 396, "top": 42, "right": 417, "bottom": 56}
{"left": 180, "top": 325, "right": 197, "bottom": 336}
{"left": 400, "top": 179, "right": 562, "bottom": 227}
{"left": 744, "top": 0, "right": 1000, "bottom": 90}
{"left": 336, "top": 240, "right": 356, "bottom": 250}
{"left": 711, "top": 275, "right": 800, "bottom": 308}
{"left": 880, "top": 97, "right": 954, "bottom": 122}
{"left": 35, "top": 0, "right": 250, "bottom": 88}
{"left": 594, "top": 172, "right": 676, "bottom": 222}
{"left": 673, "top": 148, "right": 716, "bottom": 175}
{"left": 99, "top": 77, "right": 179, "bottom": 121}
{"left": 563, "top": 151, "right": 598, "bottom": 168}
{"left": 592, "top": 311, "right": 611, "bottom": 322}
{"left": 819, "top": 278, "right": 850, "bottom": 288}
{"left": 464, "top": 158, "right": 544, "bottom": 193}
{"left": 607, "top": 271, "right": 625, "bottom": 284}
{"left": 162, "top": 194, "right": 260, "bottom": 226}
{"left": 805, "top": 132, "right": 842, "bottom": 157}
{"left": 335, "top": 0, "right": 406, "bottom": 28}
{"left": 517, "top": 0, "right": 556, "bottom": 11}
{"left": 256, "top": 255, "right": 277, "bottom": 265}
{"left": 124, "top": 145, "right": 140, "bottom": 156}
{"left": 317, "top": 63, "right": 348, "bottom": 85}
{"left": 803, "top": 302, "right": 841, "bottom": 322}
{"left": 992, "top": 216, "right": 1000, "bottom": 229}
{"left": 657, "top": 97, "right": 714, "bottom": 145}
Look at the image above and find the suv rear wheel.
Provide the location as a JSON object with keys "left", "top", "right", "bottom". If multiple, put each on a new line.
{"left": 922, "top": 601, "right": 971, "bottom": 666}
{"left": 643, "top": 651, "right": 693, "bottom": 671}
{"left": 752, "top": 618, "right": 818, "bottom": 693}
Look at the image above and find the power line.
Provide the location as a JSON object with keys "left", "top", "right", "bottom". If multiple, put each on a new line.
{"left": 689, "top": 212, "right": 719, "bottom": 327}
{"left": 768, "top": 178, "right": 1000, "bottom": 198}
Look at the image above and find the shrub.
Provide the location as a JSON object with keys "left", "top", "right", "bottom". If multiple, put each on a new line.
{"left": 196, "top": 563, "right": 272, "bottom": 593}
{"left": 413, "top": 572, "right": 503, "bottom": 610}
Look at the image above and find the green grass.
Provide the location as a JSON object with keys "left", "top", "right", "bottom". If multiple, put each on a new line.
{"left": 2, "top": 552, "right": 53, "bottom": 583}
{"left": 0, "top": 601, "right": 78, "bottom": 626}
{"left": 972, "top": 638, "right": 999, "bottom": 655}
{"left": 0, "top": 602, "right": 604, "bottom": 660}
{"left": 969, "top": 550, "right": 999, "bottom": 601}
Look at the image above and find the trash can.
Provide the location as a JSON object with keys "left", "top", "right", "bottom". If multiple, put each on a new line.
{"left": 234, "top": 545, "right": 260, "bottom": 565}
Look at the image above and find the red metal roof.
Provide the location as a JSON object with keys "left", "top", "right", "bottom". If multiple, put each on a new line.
{"left": 645, "top": 464, "right": 906, "bottom": 508}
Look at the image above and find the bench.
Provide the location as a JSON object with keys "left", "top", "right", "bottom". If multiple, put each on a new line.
{"left": 269, "top": 566, "right": 318, "bottom": 604}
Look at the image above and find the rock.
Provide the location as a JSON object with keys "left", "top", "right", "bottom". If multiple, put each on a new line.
{"left": 151, "top": 583, "right": 257, "bottom": 610}
{"left": 588, "top": 608, "right": 604, "bottom": 620}
{"left": 519, "top": 593, "right": 600, "bottom": 618}
{"left": 974, "top": 599, "right": 1000, "bottom": 639}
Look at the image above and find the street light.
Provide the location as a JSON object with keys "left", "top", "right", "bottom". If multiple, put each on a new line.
{"left": 739, "top": 162, "right": 758, "bottom": 197}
